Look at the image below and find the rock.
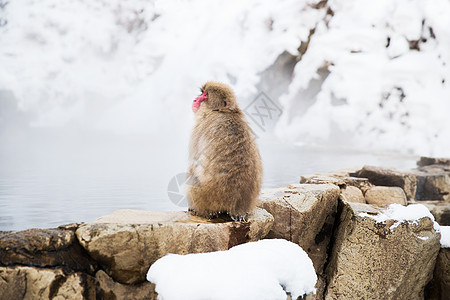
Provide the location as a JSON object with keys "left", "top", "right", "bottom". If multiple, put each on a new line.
{"left": 365, "top": 186, "right": 407, "bottom": 206}
{"left": 258, "top": 184, "right": 340, "bottom": 272}
{"left": 0, "top": 266, "right": 97, "bottom": 300}
{"left": 413, "top": 165, "right": 450, "bottom": 202}
{"left": 96, "top": 270, "right": 157, "bottom": 300}
{"left": 76, "top": 208, "right": 273, "bottom": 284}
{"left": 356, "top": 165, "right": 417, "bottom": 200}
{"left": 425, "top": 248, "right": 450, "bottom": 300}
{"left": 0, "top": 228, "right": 96, "bottom": 274}
{"left": 300, "top": 174, "right": 345, "bottom": 186}
{"left": 300, "top": 173, "right": 372, "bottom": 194}
{"left": 417, "top": 156, "right": 450, "bottom": 167}
{"left": 0, "top": 228, "right": 73, "bottom": 251}
{"left": 324, "top": 202, "right": 441, "bottom": 300}
{"left": 420, "top": 202, "right": 450, "bottom": 226}
{"left": 258, "top": 184, "right": 340, "bottom": 299}
{"left": 339, "top": 186, "right": 365, "bottom": 204}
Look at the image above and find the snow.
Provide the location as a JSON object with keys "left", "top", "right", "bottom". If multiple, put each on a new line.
{"left": 276, "top": 0, "right": 450, "bottom": 156}
{"left": 1, "top": 0, "right": 450, "bottom": 155}
{"left": 359, "top": 203, "right": 440, "bottom": 231}
{"left": 0, "top": 0, "right": 322, "bottom": 137}
{"left": 146, "top": 239, "right": 317, "bottom": 300}
{"left": 440, "top": 226, "right": 450, "bottom": 248}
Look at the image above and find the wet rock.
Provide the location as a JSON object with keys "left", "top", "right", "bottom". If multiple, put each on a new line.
{"left": 0, "top": 227, "right": 96, "bottom": 274}
{"left": 413, "top": 165, "right": 450, "bottom": 202}
{"left": 339, "top": 186, "right": 365, "bottom": 204}
{"left": 258, "top": 184, "right": 340, "bottom": 299}
{"left": 425, "top": 248, "right": 450, "bottom": 300}
{"left": 96, "top": 270, "right": 157, "bottom": 300}
{"left": 365, "top": 186, "right": 407, "bottom": 206}
{"left": 0, "top": 266, "right": 97, "bottom": 300}
{"left": 356, "top": 165, "right": 417, "bottom": 200}
{"left": 324, "top": 202, "right": 441, "bottom": 300}
{"left": 76, "top": 208, "right": 273, "bottom": 284}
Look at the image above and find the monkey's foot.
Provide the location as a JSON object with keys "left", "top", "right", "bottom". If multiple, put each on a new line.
{"left": 230, "top": 214, "right": 248, "bottom": 222}
{"left": 188, "top": 209, "right": 247, "bottom": 222}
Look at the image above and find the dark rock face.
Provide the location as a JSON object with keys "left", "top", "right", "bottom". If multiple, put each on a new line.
{"left": 425, "top": 248, "right": 450, "bottom": 300}
{"left": 413, "top": 165, "right": 450, "bottom": 202}
{"left": 95, "top": 270, "right": 156, "bottom": 300}
{"left": 417, "top": 156, "right": 450, "bottom": 167}
{"left": 0, "top": 227, "right": 97, "bottom": 274}
{"left": 0, "top": 266, "right": 98, "bottom": 300}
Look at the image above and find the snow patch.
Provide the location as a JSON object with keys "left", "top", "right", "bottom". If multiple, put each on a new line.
{"left": 146, "top": 239, "right": 317, "bottom": 300}
{"left": 359, "top": 204, "right": 440, "bottom": 231}
{"left": 440, "top": 226, "right": 450, "bottom": 248}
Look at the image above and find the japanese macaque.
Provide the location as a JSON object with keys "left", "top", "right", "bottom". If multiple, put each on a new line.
{"left": 186, "top": 81, "right": 262, "bottom": 221}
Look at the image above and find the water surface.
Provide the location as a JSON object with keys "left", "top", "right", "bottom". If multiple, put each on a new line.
{"left": 0, "top": 130, "right": 417, "bottom": 231}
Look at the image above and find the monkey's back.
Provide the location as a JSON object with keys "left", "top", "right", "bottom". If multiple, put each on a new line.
{"left": 187, "top": 109, "right": 262, "bottom": 219}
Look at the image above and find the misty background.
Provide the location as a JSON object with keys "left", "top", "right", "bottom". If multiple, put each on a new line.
{"left": 0, "top": 0, "right": 449, "bottom": 230}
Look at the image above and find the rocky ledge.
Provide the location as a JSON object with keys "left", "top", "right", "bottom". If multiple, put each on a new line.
{"left": 1, "top": 156, "right": 449, "bottom": 300}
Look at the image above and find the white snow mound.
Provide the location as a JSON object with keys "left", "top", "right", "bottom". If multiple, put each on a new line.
{"left": 146, "top": 239, "right": 317, "bottom": 300}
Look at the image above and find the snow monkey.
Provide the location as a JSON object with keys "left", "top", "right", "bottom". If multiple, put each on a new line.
{"left": 186, "top": 81, "right": 262, "bottom": 221}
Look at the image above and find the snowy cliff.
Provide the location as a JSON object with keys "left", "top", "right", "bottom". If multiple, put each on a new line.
{"left": 0, "top": 0, "right": 449, "bottom": 155}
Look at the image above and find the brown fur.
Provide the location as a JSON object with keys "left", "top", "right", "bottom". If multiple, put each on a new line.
{"left": 186, "top": 81, "right": 262, "bottom": 220}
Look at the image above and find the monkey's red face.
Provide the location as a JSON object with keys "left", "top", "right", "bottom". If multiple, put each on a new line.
{"left": 192, "top": 90, "right": 208, "bottom": 113}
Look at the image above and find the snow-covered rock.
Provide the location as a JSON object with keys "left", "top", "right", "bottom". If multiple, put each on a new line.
{"left": 358, "top": 203, "right": 439, "bottom": 231}
{"left": 147, "top": 239, "right": 317, "bottom": 300}
{"left": 325, "top": 202, "right": 441, "bottom": 299}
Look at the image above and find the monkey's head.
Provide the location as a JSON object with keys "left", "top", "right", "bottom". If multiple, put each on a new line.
{"left": 192, "top": 81, "right": 238, "bottom": 113}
